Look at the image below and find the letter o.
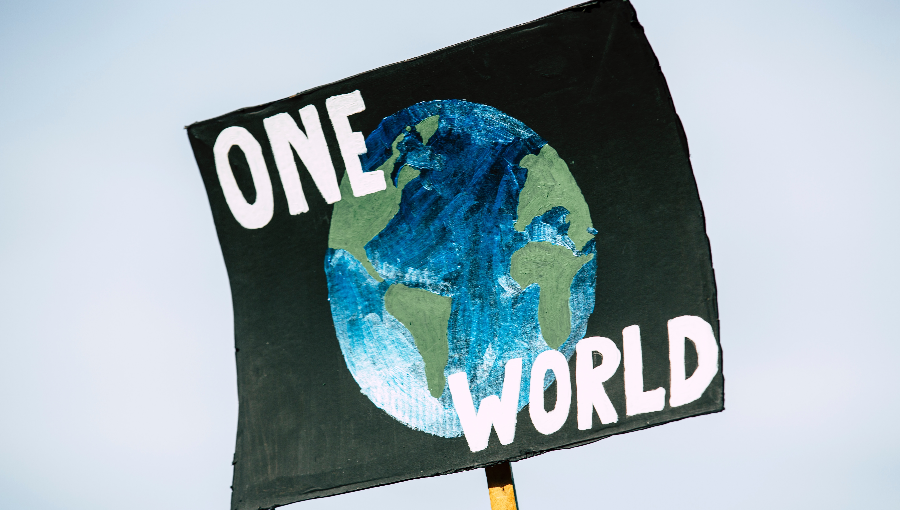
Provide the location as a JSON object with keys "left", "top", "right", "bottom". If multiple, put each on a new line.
{"left": 213, "top": 126, "right": 274, "bottom": 229}
{"left": 529, "top": 349, "right": 572, "bottom": 435}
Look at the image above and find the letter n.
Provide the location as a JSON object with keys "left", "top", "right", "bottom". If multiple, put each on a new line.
{"left": 263, "top": 106, "right": 341, "bottom": 214}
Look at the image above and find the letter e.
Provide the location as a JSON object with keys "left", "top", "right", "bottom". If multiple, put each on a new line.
{"left": 325, "top": 90, "right": 386, "bottom": 197}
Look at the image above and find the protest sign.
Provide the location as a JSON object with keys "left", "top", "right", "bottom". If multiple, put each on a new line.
{"left": 187, "top": 2, "right": 723, "bottom": 508}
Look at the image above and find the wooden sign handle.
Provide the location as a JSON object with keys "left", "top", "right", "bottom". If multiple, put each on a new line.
{"left": 485, "top": 462, "right": 519, "bottom": 510}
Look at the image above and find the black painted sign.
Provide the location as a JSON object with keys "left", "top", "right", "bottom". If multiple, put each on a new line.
{"left": 187, "top": 2, "right": 723, "bottom": 508}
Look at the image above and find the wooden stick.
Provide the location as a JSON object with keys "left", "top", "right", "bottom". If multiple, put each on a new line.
{"left": 485, "top": 461, "right": 519, "bottom": 510}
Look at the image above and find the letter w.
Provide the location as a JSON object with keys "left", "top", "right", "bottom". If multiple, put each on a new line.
{"left": 448, "top": 358, "right": 522, "bottom": 452}
{"left": 263, "top": 107, "right": 341, "bottom": 214}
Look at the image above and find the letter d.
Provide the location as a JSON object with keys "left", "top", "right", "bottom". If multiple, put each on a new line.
{"left": 668, "top": 315, "right": 719, "bottom": 407}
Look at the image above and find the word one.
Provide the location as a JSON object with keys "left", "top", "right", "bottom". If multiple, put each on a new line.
{"left": 213, "top": 90, "right": 380, "bottom": 229}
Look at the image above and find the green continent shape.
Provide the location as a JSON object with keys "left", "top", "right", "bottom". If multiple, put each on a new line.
{"left": 416, "top": 115, "right": 439, "bottom": 144}
{"left": 328, "top": 116, "right": 437, "bottom": 280}
{"left": 510, "top": 242, "right": 593, "bottom": 349}
{"left": 384, "top": 283, "right": 452, "bottom": 398}
{"left": 515, "top": 144, "right": 595, "bottom": 250}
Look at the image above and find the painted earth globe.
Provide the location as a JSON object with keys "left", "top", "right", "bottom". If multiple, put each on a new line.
{"left": 325, "top": 100, "right": 596, "bottom": 437}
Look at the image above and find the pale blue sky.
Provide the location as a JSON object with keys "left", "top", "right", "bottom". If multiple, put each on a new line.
{"left": 1, "top": 1, "right": 898, "bottom": 508}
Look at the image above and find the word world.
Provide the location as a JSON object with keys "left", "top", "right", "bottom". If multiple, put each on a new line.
{"left": 448, "top": 315, "right": 719, "bottom": 452}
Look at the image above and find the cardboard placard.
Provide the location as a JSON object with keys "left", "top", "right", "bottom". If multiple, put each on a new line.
{"left": 187, "top": 2, "right": 722, "bottom": 508}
